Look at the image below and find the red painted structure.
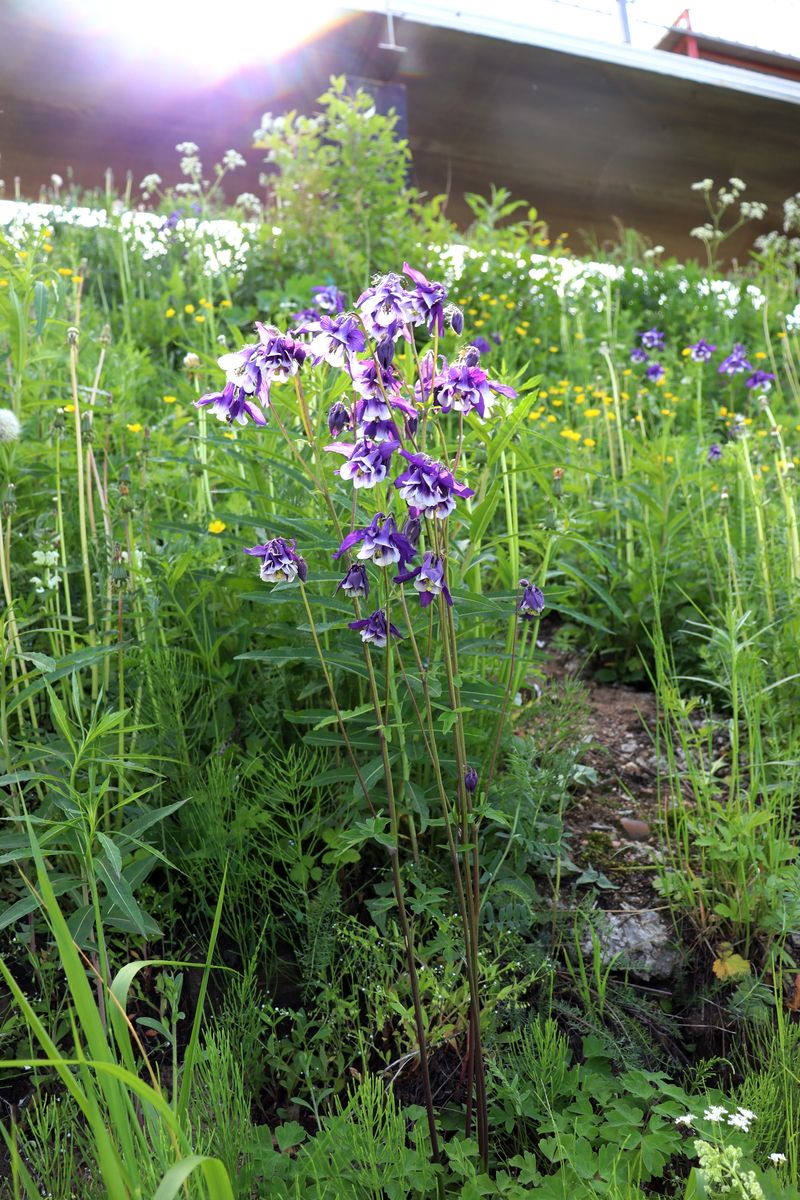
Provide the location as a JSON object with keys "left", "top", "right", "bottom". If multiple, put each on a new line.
{"left": 658, "top": 9, "right": 800, "bottom": 81}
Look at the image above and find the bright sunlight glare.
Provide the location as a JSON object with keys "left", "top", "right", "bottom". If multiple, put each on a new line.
{"left": 65, "top": 0, "right": 338, "bottom": 78}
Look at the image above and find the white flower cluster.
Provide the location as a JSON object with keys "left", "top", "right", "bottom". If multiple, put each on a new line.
{"left": 139, "top": 173, "right": 162, "bottom": 198}
{"left": 740, "top": 201, "right": 767, "bottom": 221}
{"left": 235, "top": 192, "right": 262, "bottom": 214}
{"left": 222, "top": 149, "right": 246, "bottom": 171}
{"left": 31, "top": 549, "right": 61, "bottom": 594}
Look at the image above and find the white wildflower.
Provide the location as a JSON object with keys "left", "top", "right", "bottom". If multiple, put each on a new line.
{"left": 175, "top": 141, "right": 199, "bottom": 155}
{"left": 0, "top": 409, "right": 22, "bottom": 443}
{"left": 235, "top": 192, "right": 262, "bottom": 213}
{"left": 50, "top": 173, "right": 63, "bottom": 188}
{"left": 222, "top": 149, "right": 246, "bottom": 170}
{"left": 727, "top": 1111, "right": 753, "bottom": 1132}
{"left": 729, "top": 177, "right": 746, "bottom": 192}
{"left": 691, "top": 178, "right": 713, "bottom": 191}
{"left": 769, "top": 1152, "right": 786, "bottom": 1164}
{"left": 740, "top": 201, "right": 767, "bottom": 221}
{"left": 140, "top": 173, "right": 162, "bottom": 196}
{"left": 675, "top": 1114, "right": 695, "bottom": 1127}
{"left": 703, "top": 1105, "right": 728, "bottom": 1122}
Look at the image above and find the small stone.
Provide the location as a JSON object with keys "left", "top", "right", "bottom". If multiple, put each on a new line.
{"left": 619, "top": 817, "right": 651, "bottom": 841}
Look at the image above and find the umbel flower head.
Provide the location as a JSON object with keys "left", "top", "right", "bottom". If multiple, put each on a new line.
{"left": 349, "top": 609, "right": 402, "bottom": 647}
{"left": 0, "top": 408, "right": 22, "bottom": 444}
{"left": 394, "top": 450, "right": 474, "bottom": 519}
{"left": 244, "top": 537, "right": 307, "bottom": 584}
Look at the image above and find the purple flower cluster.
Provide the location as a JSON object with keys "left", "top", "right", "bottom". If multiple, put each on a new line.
{"left": 630, "top": 327, "right": 665, "bottom": 379}
{"left": 355, "top": 263, "right": 449, "bottom": 343}
{"left": 325, "top": 438, "right": 397, "bottom": 489}
{"left": 196, "top": 323, "right": 307, "bottom": 426}
{"left": 746, "top": 369, "right": 775, "bottom": 392}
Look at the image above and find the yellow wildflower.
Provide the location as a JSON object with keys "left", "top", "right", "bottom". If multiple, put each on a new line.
{"left": 195, "top": 315, "right": 205, "bottom": 323}
{"left": 165, "top": 307, "right": 176, "bottom": 318}
{"left": 163, "top": 395, "right": 177, "bottom": 404}
{"left": 208, "top": 519, "right": 226, "bottom": 534}
{"left": 560, "top": 429, "right": 581, "bottom": 442}
{"left": 184, "top": 304, "right": 196, "bottom": 314}
{"left": 584, "top": 408, "right": 600, "bottom": 418}
{"left": 127, "top": 423, "right": 143, "bottom": 433}
{"left": 583, "top": 437, "right": 596, "bottom": 447}
{"left": 220, "top": 299, "right": 232, "bottom": 308}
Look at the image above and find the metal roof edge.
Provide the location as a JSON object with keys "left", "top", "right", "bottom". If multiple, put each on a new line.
{"left": 346, "top": 2, "right": 800, "bottom": 105}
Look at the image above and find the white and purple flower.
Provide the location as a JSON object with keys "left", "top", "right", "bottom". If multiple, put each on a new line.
{"left": 518, "top": 579, "right": 545, "bottom": 619}
{"left": 307, "top": 314, "right": 366, "bottom": 369}
{"left": 719, "top": 344, "right": 752, "bottom": 375}
{"left": 349, "top": 609, "right": 402, "bottom": 647}
{"left": 325, "top": 438, "right": 398, "bottom": 489}
{"left": 394, "top": 451, "right": 474, "bottom": 519}
{"left": 394, "top": 551, "right": 452, "bottom": 607}
{"left": 336, "top": 563, "right": 370, "bottom": 599}
{"left": 243, "top": 537, "right": 307, "bottom": 584}
{"left": 335, "top": 513, "right": 417, "bottom": 569}
{"left": 688, "top": 338, "right": 717, "bottom": 362}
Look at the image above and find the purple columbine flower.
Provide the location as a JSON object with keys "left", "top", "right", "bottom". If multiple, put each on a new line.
{"left": 688, "top": 338, "right": 717, "bottom": 362}
{"left": 394, "top": 551, "right": 452, "bottom": 607}
{"left": 243, "top": 537, "right": 307, "bottom": 584}
{"left": 312, "top": 284, "right": 346, "bottom": 314}
{"left": 403, "top": 262, "right": 447, "bottom": 336}
{"left": 630, "top": 347, "right": 649, "bottom": 364}
{"left": 350, "top": 351, "right": 403, "bottom": 403}
{"left": 356, "top": 273, "right": 417, "bottom": 341}
{"left": 336, "top": 563, "right": 369, "bottom": 599}
{"left": 307, "top": 314, "right": 366, "bottom": 369}
{"left": 470, "top": 336, "right": 492, "bottom": 355}
{"left": 707, "top": 443, "right": 723, "bottom": 462}
{"left": 719, "top": 344, "right": 752, "bottom": 375}
{"left": 646, "top": 362, "right": 666, "bottom": 382}
{"left": 353, "top": 396, "right": 402, "bottom": 445}
{"left": 464, "top": 766, "right": 478, "bottom": 793}
{"left": 196, "top": 323, "right": 307, "bottom": 423}
{"left": 327, "top": 400, "right": 351, "bottom": 437}
{"left": 335, "top": 513, "right": 417, "bottom": 569}
{"left": 195, "top": 382, "right": 267, "bottom": 427}
{"left": 640, "top": 328, "right": 665, "bottom": 350}
{"left": 325, "top": 438, "right": 398, "bottom": 488}
{"left": 746, "top": 369, "right": 775, "bottom": 391}
{"left": 518, "top": 579, "right": 545, "bottom": 619}
{"left": 349, "top": 609, "right": 402, "bottom": 647}
{"left": 394, "top": 450, "right": 474, "bottom": 519}
{"left": 430, "top": 352, "right": 517, "bottom": 419}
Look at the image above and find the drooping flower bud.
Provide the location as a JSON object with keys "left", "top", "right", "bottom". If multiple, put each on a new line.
{"left": 464, "top": 766, "right": 478, "bottom": 793}
{"left": 327, "top": 400, "right": 350, "bottom": 437}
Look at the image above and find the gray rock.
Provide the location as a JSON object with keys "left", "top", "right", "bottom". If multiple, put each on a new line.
{"left": 581, "top": 907, "right": 679, "bottom": 980}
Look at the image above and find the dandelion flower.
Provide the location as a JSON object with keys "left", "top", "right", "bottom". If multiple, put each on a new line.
{"left": 0, "top": 409, "right": 22, "bottom": 443}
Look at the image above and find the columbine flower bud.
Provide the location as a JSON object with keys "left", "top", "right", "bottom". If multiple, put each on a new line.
{"left": 327, "top": 400, "right": 350, "bottom": 437}
{"left": 445, "top": 304, "right": 464, "bottom": 335}
{"left": 464, "top": 766, "right": 478, "bottom": 793}
{"left": 402, "top": 516, "right": 421, "bottom": 549}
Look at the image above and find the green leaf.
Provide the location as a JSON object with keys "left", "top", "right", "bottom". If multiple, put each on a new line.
{"left": 275, "top": 1120, "right": 307, "bottom": 1152}
{"left": 94, "top": 858, "right": 159, "bottom": 940}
